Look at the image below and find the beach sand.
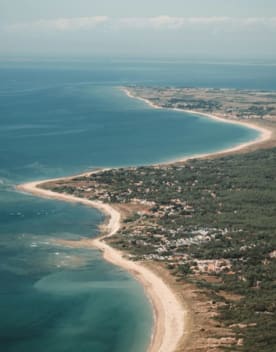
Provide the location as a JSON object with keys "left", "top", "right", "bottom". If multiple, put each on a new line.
{"left": 17, "top": 181, "right": 185, "bottom": 352}
{"left": 16, "top": 89, "right": 275, "bottom": 352}
{"left": 122, "top": 87, "right": 273, "bottom": 165}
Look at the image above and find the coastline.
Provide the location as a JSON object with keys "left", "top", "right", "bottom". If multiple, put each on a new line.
{"left": 17, "top": 180, "right": 185, "bottom": 352}
{"left": 16, "top": 88, "right": 275, "bottom": 352}
{"left": 121, "top": 87, "right": 273, "bottom": 165}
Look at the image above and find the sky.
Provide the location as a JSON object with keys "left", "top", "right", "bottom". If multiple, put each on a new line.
{"left": 1, "top": 0, "right": 276, "bottom": 60}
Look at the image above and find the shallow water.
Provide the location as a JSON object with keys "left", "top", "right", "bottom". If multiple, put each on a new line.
{"left": 0, "top": 60, "right": 274, "bottom": 351}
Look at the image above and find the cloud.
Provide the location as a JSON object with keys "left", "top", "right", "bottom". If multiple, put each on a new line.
{"left": 4, "top": 16, "right": 276, "bottom": 33}
{"left": 118, "top": 16, "right": 233, "bottom": 29}
{"left": 119, "top": 16, "right": 276, "bottom": 30}
{"left": 117, "top": 16, "right": 186, "bottom": 29}
{"left": 5, "top": 16, "right": 109, "bottom": 33}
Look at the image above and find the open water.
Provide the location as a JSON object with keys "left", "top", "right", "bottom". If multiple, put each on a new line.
{"left": 0, "top": 60, "right": 275, "bottom": 352}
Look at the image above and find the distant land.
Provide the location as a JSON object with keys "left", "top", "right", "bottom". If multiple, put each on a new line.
{"left": 125, "top": 87, "right": 276, "bottom": 122}
{"left": 124, "top": 86, "right": 276, "bottom": 151}
{"left": 19, "top": 88, "right": 276, "bottom": 352}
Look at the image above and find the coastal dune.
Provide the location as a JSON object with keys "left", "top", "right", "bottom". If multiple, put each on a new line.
{"left": 17, "top": 181, "right": 186, "bottom": 352}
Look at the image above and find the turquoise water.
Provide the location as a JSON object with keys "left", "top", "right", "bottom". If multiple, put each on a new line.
{"left": 0, "top": 61, "right": 274, "bottom": 352}
{"left": 0, "top": 83, "right": 259, "bottom": 181}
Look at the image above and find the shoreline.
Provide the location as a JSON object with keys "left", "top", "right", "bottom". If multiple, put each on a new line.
{"left": 17, "top": 180, "right": 185, "bottom": 352}
{"left": 121, "top": 87, "right": 272, "bottom": 165}
{"left": 16, "top": 88, "right": 275, "bottom": 352}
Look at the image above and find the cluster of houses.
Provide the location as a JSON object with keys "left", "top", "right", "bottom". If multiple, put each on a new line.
{"left": 53, "top": 173, "right": 236, "bottom": 275}
{"left": 119, "top": 220, "right": 232, "bottom": 274}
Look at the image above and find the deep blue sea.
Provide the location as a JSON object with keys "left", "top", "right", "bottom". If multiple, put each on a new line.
{"left": 0, "top": 60, "right": 275, "bottom": 352}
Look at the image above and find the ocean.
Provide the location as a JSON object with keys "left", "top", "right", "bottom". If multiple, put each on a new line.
{"left": 0, "top": 60, "right": 275, "bottom": 352}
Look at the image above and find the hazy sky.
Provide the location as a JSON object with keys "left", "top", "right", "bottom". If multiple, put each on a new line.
{"left": 1, "top": 0, "right": 276, "bottom": 59}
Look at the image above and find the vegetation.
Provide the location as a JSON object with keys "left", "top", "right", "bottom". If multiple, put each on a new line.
{"left": 127, "top": 87, "right": 276, "bottom": 122}
{"left": 42, "top": 148, "right": 276, "bottom": 351}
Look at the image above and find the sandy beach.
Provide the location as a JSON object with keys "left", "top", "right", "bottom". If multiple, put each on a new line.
{"left": 16, "top": 89, "right": 275, "bottom": 352}
{"left": 17, "top": 180, "right": 185, "bottom": 352}
{"left": 122, "top": 87, "right": 273, "bottom": 165}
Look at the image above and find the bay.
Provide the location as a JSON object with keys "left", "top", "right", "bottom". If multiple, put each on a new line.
{"left": 0, "top": 60, "right": 273, "bottom": 352}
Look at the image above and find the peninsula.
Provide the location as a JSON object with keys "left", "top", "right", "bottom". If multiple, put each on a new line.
{"left": 18, "top": 87, "right": 276, "bottom": 352}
